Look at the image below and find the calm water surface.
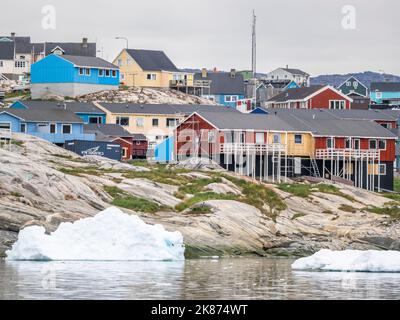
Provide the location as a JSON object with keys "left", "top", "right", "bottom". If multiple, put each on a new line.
{"left": 0, "top": 258, "right": 399, "bottom": 300}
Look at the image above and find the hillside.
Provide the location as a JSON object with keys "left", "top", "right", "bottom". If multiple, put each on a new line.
{"left": 311, "top": 71, "right": 400, "bottom": 88}
{"left": 1, "top": 134, "right": 400, "bottom": 258}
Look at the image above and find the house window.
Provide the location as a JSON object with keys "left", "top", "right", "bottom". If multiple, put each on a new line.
{"left": 225, "top": 95, "right": 238, "bottom": 103}
{"left": 166, "top": 118, "right": 177, "bottom": 127}
{"left": 105, "top": 70, "right": 110, "bottom": 77}
{"left": 122, "top": 148, "right": 128, "bottom": 158}
{"left": 98, "top": 69, "right": 104, "bottom": 77}
{"left": 50, "top": 123, "right": 57, "bottom": 134}
{"left": 85, "top": 68, "right": 91, "bottom": 76}
{"left": 369, "top": 139, "right": 377, "bottom": 149}
{"left": 79, "top": 68, "right": 84, "bottom": 76}
{"left": 379, "top": 164, "right": 386, "bottom": 175}
{"left": 353, "top": 139, "right": 360, "bottom": 150}
{"left": 20, "top": 123, "right": 26, "bottom": 133}
{"left": 0, "top": 61, "right": 3, "bottom": 67}
{"left": 116, "top": 117, "right": 129, "bottom": 126}
{"left": 208, "top": 131, "right": 216, "bottom": 143}
{"left": 273, "top": 134, "right": 281, "bottom": 144}
{"left": 327, "top": 137, "right": 335, "bottom": 149}
{"left": 136, "top": 118, "right": 144, "bottom": 127}
{"left": 152, "top": 118, "right": 159, "bottom": 127}
{"left": 294, "top": 134, "right": 302, "bottom": 144}
{"left": 255, "top": 132, "right": 264, "bottom": 144}
{"left": 120, "top": 73, "right": 125, "bottom": 80}
{"left": 345, "top": 138, "right": 351, "bottom": 149}
{"left": 117, "top": 59, "right": 123, "bottom": 67}
{"left": 376, "top": 92, "right": 382, "bottom": 99}
{"left": 136, "top": 141, "right": 141, "bottom": 145}
{"left": 112, "top": 70, "right": 117, "bottom": 77}
{"left": 378, "top": 140, "right": 386, "bottom": 150}
{"left": 329, "top": 100, "right": 346, "bottom": 109}
{"left": 62, "top": 124, "right": 71, "bottom": 134}
{"left": 0, "top": 123, "right": 11, "bottom": 130}
{"left": 15, "top": 61, "right": 26, "bottom": 68}
{"left": 53, "top": 49, "right": 63, "bottom": 55}
{"left": 147, "top": 74, "right": 157, "bottom": 80}
{"left": 155, "top": 135, "right": 162, "bottom": 140}
{"left": 89, "top": 116, "right": 102, "bottom": 124}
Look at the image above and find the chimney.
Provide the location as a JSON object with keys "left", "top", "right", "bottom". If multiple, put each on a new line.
{"left": 201, "top": 68, "right": 207, "bottom": 78}
{"left": 230, "top": 69, "right": 236, "bottom": 79}
{"left": 286, "top": 64, "right": 288, "bottom": 69}
{"left": 11, "top": 32, "right": 16, "bottom": 39}
{"left": 82, "top": 37, "right": 88, "bottom": 48}
{"left": 213, "top": 67, "right": 218, "bottom": 73}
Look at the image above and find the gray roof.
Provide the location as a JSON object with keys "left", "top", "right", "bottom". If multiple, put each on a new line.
{"left": 58, "top": 55, "right": 118, "bottom": 69}
{"left": 191, "top": 109, "right": 397, "bottom": 139}
{"left": 98, "top": 103, "right": 239, "bottom": 115}
{"left": 0, "top": 36, "right": 31, "bottom": 43}
{"left": 266, "top": 108, "right": 399, "bottom": 121}
{"left": 125, "top": 49, "right": 179, "bottom": 72}
{"left": 194, "top": 72, "right": 246, "bottom": 95}
{"left": 0, "top": 42, "right": 14, "bottom": 60}
{"left": 16, "top": 100, "right": 106, "bottom": 114}
{"left": 370, "top": 82, "right": 400, "bottom": 92}
{"left": 281, "top": 68, "right": 309, "bottom": 76}
{"left": 45, "top": 42, "right": 96, "bottom": 57}
{"left": 194, "top": 110, "right": 297, "bottom": 131}
{"left": 267, "top": 85, "right": 325, "bottom": 102}
{"left": 0, "top": 108, "right": 84, "bottom": 123}
{"left": 84, "top": 124, "right": 146, "bottom": 140}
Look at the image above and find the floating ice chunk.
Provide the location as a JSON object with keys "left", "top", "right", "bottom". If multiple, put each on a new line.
{"left": 6, "top": 207, "right": 185, "bottom": 261}
{"left": 292, "top": 249, "right": 400, "bottom": 272}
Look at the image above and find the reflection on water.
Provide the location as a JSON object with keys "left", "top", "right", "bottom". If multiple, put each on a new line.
{"left": 1, "top": 258, "right": 399, "bottom": 300}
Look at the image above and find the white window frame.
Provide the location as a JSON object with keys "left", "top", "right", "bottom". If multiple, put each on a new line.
{"left": 88, "top": 116, "right": 102, "bottom": 124}
{"left": 0, "top": 122, "right": 11, "bottom": 131}
{"left": 62, "top": 124, "right": 72, "bottom": 134}
{"left": 147, "top": 73, "right": 157, "bottom": 80}
{"left": 105, "top": 70, "right": 111, "bottom": 77}
{"left": 122, "top": 147, "right": 128, "bottom": 158}
{"left": 0, "top": 61, "right": 3, "bottom": 67}
{"left": 294, "top": 134, "right": 302, "bottom": 144}
{"left": 273, "top": 134, "right": 281, "bottom": 144}
{"left": 353, "top": 139, "right": 360, "bottom": 150}
{"left": 79, "top": 68, "right": 84, "bottom": 76}
{"left": 378, "top": 139, "right": 386, "bottom": 151}
{"left": 85, "top": 68, "right": 91, "bottom": 76}
{"left": 112, "top": 70, "right": 117, "bottom": 78}
{"left": 379, "top": 164, "right": 386, "bottom": 176}
{"left": 225, "top": 95, "right": 239, "bottom": 103}
{"left": 152, "top": 118, "right": 159, "bottom": 127}
{"left": 166, "top": 118, "right": 177, "bottom": 128}
{"left": 345, "top": 137, "right": 351, "bottom": 149}
{"left": 327, "top": 137, "right": 335, "bottom": 149}
{"left": 329, "top": 100, "right": 346, "bottom": 110}
{"left": 369, "top": 139, "right": 377, "bottom": 150}
{"left": 208, "top": 131, "right": 216, "bottom": 143}
{"left": 98, "top": 69, "right": 104, "bottom": 77}
{"left": 116, "top": 116, "right": 129, "bottom": 126}
{"left": 255, "top": 132, "right": 264, "bottom": 144}
{"left": 376, "top": 92, "right": 382, "bottom": 99}
{"left": 136, "top": 118, "right": 144, "bottom": 127}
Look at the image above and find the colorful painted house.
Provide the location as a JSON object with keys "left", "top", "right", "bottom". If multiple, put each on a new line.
{"left": 175, "top": 110, "right": 397, "bottom": 191}
{"left": 11, "top": 100, "right": 106, "bottom": 124}
{"left": 113, "top": 49, "right": 192, "bottom": 88}
{"left": 0, "top": 108, "right": 95, "bottom": 145}
{"left": 31, "top": 54, "right": 120, "bottom": 99}
{"left": 265, "top": 85, "right": 353, "bottom": 109}
{"left": 83, "top": 123, "right": 148, "bottom": 160}
{"left": 338, "top": 76, "right": 368, "bottom": 97}
{"left": 193, "top": 69, "right": 246, "bottom": 108}
{"left": 264, "top": 67, "right": 310, "bottom": 87}
{"left": 370, "top": 82, "right": 400, "bottom": 105}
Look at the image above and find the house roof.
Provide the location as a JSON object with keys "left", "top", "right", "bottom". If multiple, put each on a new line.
{"left": 0, "top": 42, "right": 14, "bottom": 60}
{"left": 0, "top": 36, "right": 31, "bottom": 43}
{"left": 193, "top": 72, "right": 246, "bottom": 95}
{"left": 84, "top": 124, "right": 146, "bottom": 140}
{"left": 266, "top": 108, "right": 398, "bottom": 121}
{"left": 266, "top": 85, "right": 325, "bottom": 102}
{"left": 15, "top": 100, "right": 106, "bottom": 115}
{"left": 280, "top": 68, "right": 309, "bottom": 76}
{"left": 370, "top": 82, "right": 400, "bottom": 92}
{"left": 98, "top": 103, "right": 239, "bottom": 115}
{"left": 44, "top": 42, "right": 96, "bottom": 57}
{"left": 57, "top": 55, "right": 118, "bottom": 70}
{"left": 125, "top": 49, "right": 179, "bottom": 72}
{"left": 0, "top": 108, "right": 84, "bottom": 123}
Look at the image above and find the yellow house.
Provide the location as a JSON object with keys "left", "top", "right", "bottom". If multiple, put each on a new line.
{"left": 113, "top": 49, "right": 193, "bottom": 88}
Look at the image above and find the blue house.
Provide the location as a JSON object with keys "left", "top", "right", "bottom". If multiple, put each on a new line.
{"left": 154, "top": 136, "right": 174, "bottom": 162}
{"left": 11, "top": 100, "right": 106, "bottom": 124}
{"left": 370, "top": 82, "right": 400, "bottom": 105}
{"left": 338, "top": 76, "right": 368, "bottom": 97}
{"left": 194, "top": 69, "right": 245, "bottom": 108}
{"left": 0, "top": 108, "right": 95, "bottom": 145}
{"left": 31, "top": 54, "right": 120, "bottom": 99}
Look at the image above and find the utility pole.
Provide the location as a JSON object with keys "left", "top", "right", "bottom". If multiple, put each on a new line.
{"left": 251, "top": 10, "right": 257, "bottom": 106}
{"left": 115, "top": 37, "right": 129, "bottom": 49}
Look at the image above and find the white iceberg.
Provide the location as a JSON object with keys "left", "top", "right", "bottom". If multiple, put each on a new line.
{"left": 6, "top": 207, "right": 185, "bottom": 261}
{"left": 292, "top": 249, "right": 400, "bottom": 272}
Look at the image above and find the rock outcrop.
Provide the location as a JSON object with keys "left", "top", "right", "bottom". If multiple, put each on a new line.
{"left": 0, "top": 133, "right": 399, "bottom": 258}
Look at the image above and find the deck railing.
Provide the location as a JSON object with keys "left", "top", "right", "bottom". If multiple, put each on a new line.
{"left": 315, "top": 148, "right": 380, "bottom": 160}
{"left": 220, "top": 143, "right": 286, "bottom": 154}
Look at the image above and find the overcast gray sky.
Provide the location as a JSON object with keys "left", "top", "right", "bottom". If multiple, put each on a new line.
{"left": 1, "top": 0, "right": 399, "bottom": 76}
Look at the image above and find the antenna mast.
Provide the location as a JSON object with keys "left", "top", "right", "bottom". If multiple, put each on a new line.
{"left": 251, "top": 10, "right": 257, "bottom": 104}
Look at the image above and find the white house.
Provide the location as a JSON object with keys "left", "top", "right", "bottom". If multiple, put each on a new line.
{"left": 265, "top": 67, "right": 310, "bottom": 87}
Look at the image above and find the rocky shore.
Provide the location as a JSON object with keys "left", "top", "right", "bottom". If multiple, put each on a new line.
{"left": 1, "top": 133, "right": 399, "bottom": 258}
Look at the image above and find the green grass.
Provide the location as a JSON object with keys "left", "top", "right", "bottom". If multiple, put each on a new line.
{"left": 291, "top": 213, "right": 306, "bottom": 220}
{"left": 339, "top": 204, "right": 358, "bottom": 213}
{"left": 175, "top": 192, "right": 237, "bottom": 212}
{"left": 394, "top": 178, "right": 400, "bottom": 192}
{"left": 103, "top": 186, "right": 163, "bottom": 213}
{"left": 11, "top": 140, "right": 24, "bottom": 147}
{"left": 278, "top": 182, "right": 355, "bottom": 202}
{"left": 123, "top": 165, "right": 192, "bottom": 186}
{"left": 5, "top": 92, "right": 28, "bottom": 99}
{"left": 178, "top": 177, "right": 222, "bottom": 195}
{"left": 365, "top": 205, "right": 400, "bottom": 220}
{"left": 383, "top": 193, "right": 400, "bottom": 202}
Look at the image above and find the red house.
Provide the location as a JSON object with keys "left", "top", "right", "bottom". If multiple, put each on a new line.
{"left": 265, "top": 85, "right": 353, "bottom": 109}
